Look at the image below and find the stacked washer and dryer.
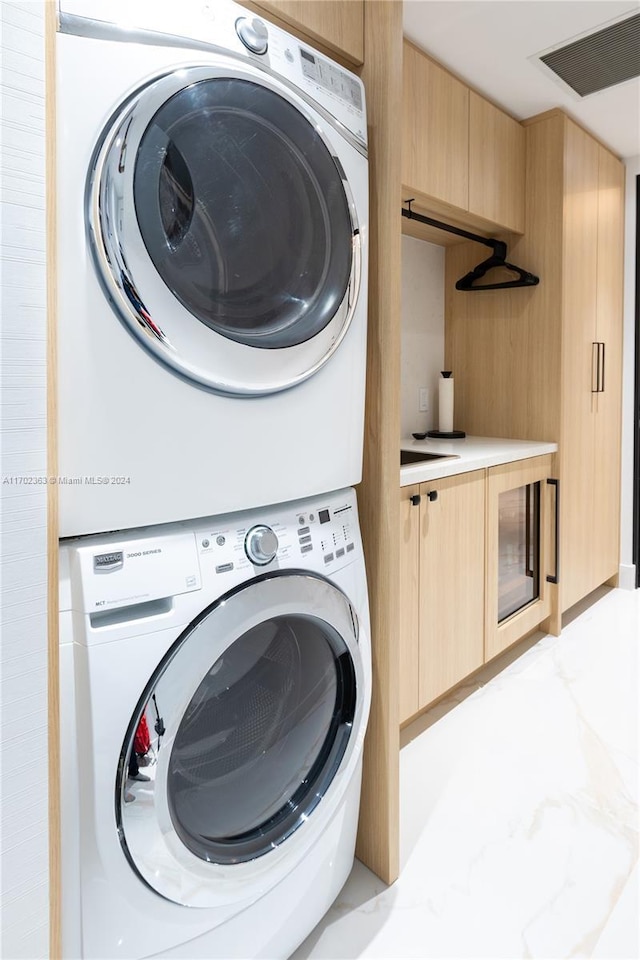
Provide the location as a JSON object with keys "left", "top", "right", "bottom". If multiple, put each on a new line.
{"left": 57, "top": 2, "right": 371, "bottom": 958}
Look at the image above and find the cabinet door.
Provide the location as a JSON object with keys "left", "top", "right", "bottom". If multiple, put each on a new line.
{"left": 468, "top": 91, "right": 525, "bottom": 233}
{"left": 402, "top": 42, "right": 469, "bottom": 211}
{"left": 592, "top": 145, "right": 624, "bottom": 588}
{"left": 399, "top": 486, "right": 421, "bottom": 723}
{"left": 560, "top": 120, "right": 600, "bottom": 612}
{"left": 250, "top": 1, "right": 364, "bottom": 64}
{"left": 485, "top": 455, "right": 555, "bottom": 661}
{"left": 418, "top": 470, "right": 484, "bottom": 707}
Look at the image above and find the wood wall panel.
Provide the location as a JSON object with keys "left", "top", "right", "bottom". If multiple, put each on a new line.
{"left": 355, "top": 0, "right": 403, "bottom": 886}
{"left": 445, "top": 112, "right": 564, "bottom": 444}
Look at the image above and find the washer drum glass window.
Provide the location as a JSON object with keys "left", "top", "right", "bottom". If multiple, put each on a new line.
{"left": 116, "top": 573, "right": 363, "bottom": 906}
{"left": 89, "top": 66, "right": 363, "bottom": 395}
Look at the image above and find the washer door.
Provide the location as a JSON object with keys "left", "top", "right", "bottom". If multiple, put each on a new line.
{"left": 89, "top": 63, "right": 362, "bottom": 396}
{"left": 117, "top": 572, "right": 365, "bottom": 907}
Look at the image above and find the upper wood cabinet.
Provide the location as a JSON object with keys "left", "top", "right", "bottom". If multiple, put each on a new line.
{"left": 402, "top": 42, "right": 469, "bottom": 212}
{"left": 468, "top": 92, "right": 525, "bottom": 233}
{"left": 250, "top": 1, "right": 364, "bottom": 65}
{"left": 402, "top": 40, "right": 525, "bottom": 233}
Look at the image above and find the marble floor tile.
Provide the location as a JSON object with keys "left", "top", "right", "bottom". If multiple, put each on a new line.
{"left": 292, "top": 588, "right": 639, "bottom": 960}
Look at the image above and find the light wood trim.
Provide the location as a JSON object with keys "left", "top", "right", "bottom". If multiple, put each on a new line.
{"left": 245, "top": 0, "right": 363, "bottom": 66}
{"left": 559, "top": 118, "right": 599, "bottom": 612}
{"left": 354, "top": 0, "right": 402, "bottom": 886}
{"left": 592, "top": 145, "right": 624, "bottom": 589}
{"left": 468, "top": 91, "right": 525, "bottom": 234}
{"left": 398, "top": 486, "right": 420, "bottom": 722}
{"left": 402, "top": 40, "right": 469, "bottom": 212}
{"left": 418, "top": 470, "right": 485, "bottom": 707}
{"left": 45, "top": 1, "right": 60, "bottom": 956}
{"left": 485, "top": 456, "right": 554, "bottom": 661}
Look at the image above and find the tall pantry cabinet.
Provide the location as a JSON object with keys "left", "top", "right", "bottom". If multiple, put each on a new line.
{"left": 446, "top": 109, "right": 624, "bottom": 615}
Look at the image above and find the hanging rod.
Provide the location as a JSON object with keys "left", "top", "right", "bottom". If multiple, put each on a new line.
{"left": 402, "top": 199, "right": 539, "bottom": 291}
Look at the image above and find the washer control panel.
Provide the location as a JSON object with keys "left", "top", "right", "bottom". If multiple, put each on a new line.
{"left": 195, "top": 488, "right": 360, "bottom": 577}
{"left": 63, "top": 489, "right": 363, "bottom": 618}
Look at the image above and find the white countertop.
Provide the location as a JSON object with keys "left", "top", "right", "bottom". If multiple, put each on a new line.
{"left": 400, "top": 435, "right": 558, "bottom": 486}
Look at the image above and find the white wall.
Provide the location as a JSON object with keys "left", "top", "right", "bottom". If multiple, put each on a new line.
{"left": 0, "top": 2, "right": 50, "bottom": 957}
{"left": 400, "top": 235, "right": 445, "bottom": 438}
{"left": 619, "top": 155, "right": 639, "bottom": 589}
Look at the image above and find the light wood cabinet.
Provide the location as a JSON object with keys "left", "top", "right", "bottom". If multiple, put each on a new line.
{"left": 249, "top": 1, "right": 364, "bottom": 64}
{"left": 399, "top": 485, "right": 420, "bottom": 721}
{"left": 402, "top": 41, "right": 525, "bottom": 233}
{"left": 592, "top": 145, "right": 625, "bottom": 592}
{"left": 419, "top": 471, "right": 485, "bottom": 706}
{"left": 468, "top": 91, "right": 525, "bottom": 233}
{"left": 402, "top": 41, "right": 469, "bottom": 212}
{"left": 399, "top": 471, "right": 485, "bottom": 723}
{"left": 399, "top": 458, "right": 560, "bottom": 723}
{"left": 445, "top": 111, "right": 624, "bottom": 615}
{"left": 485, "top": 456, "right": 555, "bottom": 661}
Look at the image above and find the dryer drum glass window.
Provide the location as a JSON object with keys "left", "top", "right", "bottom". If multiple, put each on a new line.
{"left": 118, "top": 601, "right": 357, "bottom": 870}
{"left": 134, "top": 79, "right": 352, "bottom": 349}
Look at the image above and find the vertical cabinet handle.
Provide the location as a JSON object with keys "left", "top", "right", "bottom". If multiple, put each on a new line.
{"left": 591, "top": 342, "right": 605, "bottom": 393}
{"left": 546, "top": 478, "right": 560, "bottom": 584}
{"left": 525, "top": 484, "right": 533, "bottom": 578}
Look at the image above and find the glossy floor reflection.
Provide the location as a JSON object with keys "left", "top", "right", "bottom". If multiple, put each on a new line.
{"left": 292, "top": 588, "right": 639, "bottom": 960}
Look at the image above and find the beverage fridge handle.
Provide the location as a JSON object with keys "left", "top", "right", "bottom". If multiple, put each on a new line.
{"left": 546, "top": 478, "right": 560, "bottom": 585}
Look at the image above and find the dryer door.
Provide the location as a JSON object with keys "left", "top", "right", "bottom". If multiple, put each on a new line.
{"left": 116, "top": 571, "right": 366, "bottom": 907}
{"left": 89, "top": 63, "right": 364, "bottom": 396}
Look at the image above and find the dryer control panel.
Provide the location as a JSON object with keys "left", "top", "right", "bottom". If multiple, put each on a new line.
{"left": 58, "top": 0, "right": 367, "bottom": 146}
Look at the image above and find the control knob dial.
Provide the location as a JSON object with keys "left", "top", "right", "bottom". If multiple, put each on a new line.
{"left": 245, "top": 525, "right": 279, "bottom": 565}
{"left": 235, "top": 17, "right": 269, "bottom": 55}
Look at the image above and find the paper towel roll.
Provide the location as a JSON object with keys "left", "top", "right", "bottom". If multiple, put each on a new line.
{"left": 439, "top": 373, "right": 454, "bottom": 433}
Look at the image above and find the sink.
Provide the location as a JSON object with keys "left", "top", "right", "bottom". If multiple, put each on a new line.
{"left": 400, "top": 450, "right": 452, "bottom": 465}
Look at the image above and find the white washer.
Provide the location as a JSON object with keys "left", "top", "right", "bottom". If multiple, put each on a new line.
{"left": 56, "top": 0, "right": 369, "bottom": 538}
{"left": 59, "top": 487, "right": 371, "bottom": 959}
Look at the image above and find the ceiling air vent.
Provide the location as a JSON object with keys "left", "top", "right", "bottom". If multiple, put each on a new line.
{"left": 539, "top": 11, "right": 640, "bottom": 97}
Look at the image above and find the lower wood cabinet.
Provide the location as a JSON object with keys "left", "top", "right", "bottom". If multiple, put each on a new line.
{"left": 399, "top": 455, "right": 558, "bottom": 725}
{"left": 399, "top": 470, "right": 485, "bottom": 724}
{"left": 485, "top": 455, "right": 555, "bottom": 660}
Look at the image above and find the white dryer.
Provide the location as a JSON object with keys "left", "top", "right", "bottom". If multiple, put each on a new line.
{"left": 59, "top": 487, "right": 371, "bottom": 959}
{"left": 56, "top": 0, "right": 368, "bottom": 537}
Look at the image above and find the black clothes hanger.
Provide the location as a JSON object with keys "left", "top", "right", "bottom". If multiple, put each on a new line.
{"left": 455, "top": 241, "right": 540, "bottom": 290}
{"left": 402, "top": 201, "right": 540, "bottom": 291}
